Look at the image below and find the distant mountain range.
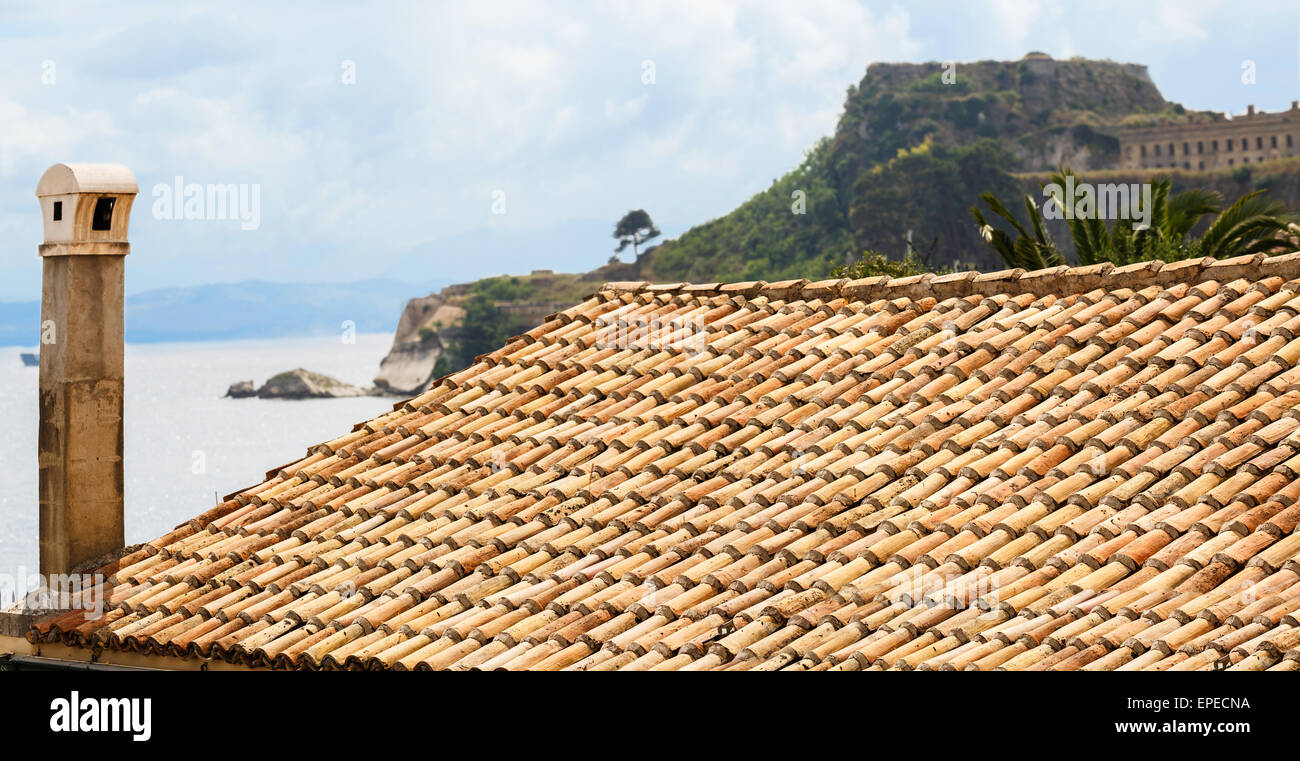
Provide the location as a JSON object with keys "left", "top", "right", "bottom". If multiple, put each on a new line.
{"left": 0, "top": 279, "right": 442, "bottom": 346}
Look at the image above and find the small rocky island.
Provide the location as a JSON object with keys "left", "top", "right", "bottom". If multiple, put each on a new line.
{"left": 226, "top": 368, "right": 377, "bottom": 399}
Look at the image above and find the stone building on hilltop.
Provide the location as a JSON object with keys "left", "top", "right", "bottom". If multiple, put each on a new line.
{"left": 1116, "top": 102, "right": 1300, "bottom": 172}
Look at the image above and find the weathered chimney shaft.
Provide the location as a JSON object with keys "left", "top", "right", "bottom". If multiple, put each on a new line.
{"left": 35, "top": 163, "right": 137, "bottom": 577}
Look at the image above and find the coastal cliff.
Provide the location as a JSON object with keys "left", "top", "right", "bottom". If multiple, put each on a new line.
{"left": 374, "top": 291, "right": 466, "bottom": 394}
{"left": 373, "top": 271, "right": 595, "bottom": 394}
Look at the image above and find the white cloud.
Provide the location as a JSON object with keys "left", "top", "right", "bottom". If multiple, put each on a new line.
{"left": 133, "top": 87, "right": 179, "bottom": 106}
{"left": 604, "top": 95, "right": 649, "bottom": 121}
{"left": 0, "top": 2, "right": 920, "bottom": 297}
{"left": 6, "top": 0, "right": 1289, "bottom": 302}
{"left": 0, "top": 98, "right": 116, "bottom": 177}
{"left": 985, "top": 0, "right": 1045, "bottom": 47}
{"left": 1132, "top": 0, "right": 1218, "bottom": 43}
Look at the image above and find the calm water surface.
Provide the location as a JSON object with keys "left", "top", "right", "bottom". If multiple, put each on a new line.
{"left": 0, "top": 334, "right": 397, "bottom": 582}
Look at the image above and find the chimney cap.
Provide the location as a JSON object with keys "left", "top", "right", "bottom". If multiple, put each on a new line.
{"left": 36, "top": 163, "right": 138, "bottom": 254}
{"left": 36, "top": 163, "right": 138, "bottom": 198}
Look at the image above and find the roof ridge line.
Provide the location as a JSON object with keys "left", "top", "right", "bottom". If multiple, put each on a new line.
{"left": 598, "top": 252, "right": 1300, "bottom": 303}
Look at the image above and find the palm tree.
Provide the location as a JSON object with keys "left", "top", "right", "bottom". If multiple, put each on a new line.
{"left": 972, "top": 167, "right": 1293, "bottom": 269}
{"left": 972, "top": 190, "right": 1065, "bottom": 270}
{"left": 1197, "top": 191, "right": 1296, "bottom": 257}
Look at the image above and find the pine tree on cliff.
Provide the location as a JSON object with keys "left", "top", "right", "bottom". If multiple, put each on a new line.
{"left": 613, "top": 209, "right": 661, "bottom": 260}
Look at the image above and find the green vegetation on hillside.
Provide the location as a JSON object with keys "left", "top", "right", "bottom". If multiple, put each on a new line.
{"left": 470, "top": 272, "right": 600, "bottom": 304}
{"left": 643, "top": 57, "right": 1183, "bottom": 281}
{"left": 430, "top": 273, "right": 599, "bottom": 375}
{"left": 847, "top": 139, "right": 1024, "bottom": 272}
{"left": 830, "top": 249, "right": 930, "bottom": 279}
{"left": 646, "top": 137, "right": 854, "bottom": 282}
{"left": 647, "top": 137, "right": 1028, "bottom": 281}
{"left": 433, "top": 290, "right": 508, "bottom": 377}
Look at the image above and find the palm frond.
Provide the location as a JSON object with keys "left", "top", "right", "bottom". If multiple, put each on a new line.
{"left": 971, "top": 206, "right": 1024, "bottom": 269}
{"left": 1164, "top": 187, "right": 1221, "bottom": 239}
{"left": 978, "top": 192, "right": 1033, "bottom": 241}
{"left": 973, "top": 167, "right": 1292, "bottom": 270}
{"left": 1200, "top": 190, "right": 1293, "bottom": 258}
{"left": 972, "top": 194, "right": 1064, "bottom": 270}
{"left": 1147, "top": 177, "right": 1171, "bottom": 235}
{"left": 1025, "top": 195, "right": 1058, "bottom": 254}
{"left": 1202, "top": 216, "right": 1292, "bottom": 259}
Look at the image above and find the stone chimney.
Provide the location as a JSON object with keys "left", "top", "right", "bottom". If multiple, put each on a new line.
{"left": 35, "top": 164, "right": 137, "bottom": 577}
{"left": 1247, "top": 104, "right": 1256, "bottom": 116}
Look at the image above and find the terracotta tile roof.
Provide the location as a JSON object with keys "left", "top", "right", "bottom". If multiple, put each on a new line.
{"left": 30, "top": 254, "right": 1300, "bottom": 671}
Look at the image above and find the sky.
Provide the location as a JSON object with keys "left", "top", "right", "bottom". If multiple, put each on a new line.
{"left": 0, "top": 0, "right": 1297, "bottom": 301}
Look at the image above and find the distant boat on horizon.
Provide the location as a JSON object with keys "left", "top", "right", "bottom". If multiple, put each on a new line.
{"left": 20, "top": 352, "right": 37, "bottom": 367}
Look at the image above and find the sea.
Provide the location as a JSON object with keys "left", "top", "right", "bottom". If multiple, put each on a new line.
{"left": 0, "top": 334, "right": 398, "bottom": 590}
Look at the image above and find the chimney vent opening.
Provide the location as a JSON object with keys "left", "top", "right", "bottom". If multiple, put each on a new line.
{"left": 91, "top": 196, "right": 115, "bottom": 230}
